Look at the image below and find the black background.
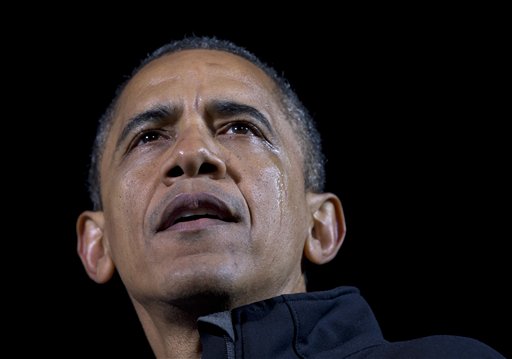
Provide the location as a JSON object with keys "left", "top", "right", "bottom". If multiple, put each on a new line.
{"left": 12, "top": 8, "right": 509, "bottom": 358}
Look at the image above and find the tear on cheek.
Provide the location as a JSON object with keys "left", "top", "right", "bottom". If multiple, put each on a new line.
{"left": 257, "top": 166, "right": 287, "bottom": 219}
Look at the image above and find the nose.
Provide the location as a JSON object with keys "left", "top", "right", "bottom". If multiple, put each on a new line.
{"left": 160, "top": 124, "right": 227, "bottom": 185}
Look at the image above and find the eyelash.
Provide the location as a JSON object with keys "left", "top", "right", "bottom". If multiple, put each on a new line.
{"left": 221, "top": 121, "right": 262, "bottom": 137}
{"left": 130, "top": 130, "right": 169, "bottom": 150}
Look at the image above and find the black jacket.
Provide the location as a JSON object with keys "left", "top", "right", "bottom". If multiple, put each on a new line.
{"left": 197, "top": 286, "right": 505, "bottom": 358}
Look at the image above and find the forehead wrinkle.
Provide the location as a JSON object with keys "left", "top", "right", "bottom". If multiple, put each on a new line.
{"left": 112, "top": 50, "right": 286, "bottom": 141}
{"left": 136, "top": 51, "right": 278, "bottom": 98}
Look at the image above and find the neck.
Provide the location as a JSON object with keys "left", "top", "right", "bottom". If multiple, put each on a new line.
{"left": 130, "top": 276, "right": 307, "bottom": 357}
{"left": 132, "top": 299, "right": 205, "bottom": 359}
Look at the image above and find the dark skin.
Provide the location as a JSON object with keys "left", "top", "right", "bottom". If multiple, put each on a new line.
{"left": 77, "top": 49, "right": 346, "bottom": 358}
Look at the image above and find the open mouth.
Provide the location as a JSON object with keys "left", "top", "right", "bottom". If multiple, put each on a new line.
{"left": 157, "top": 193, "right": 238, "bottom": 232}
{"left": 175, "top": 213, "right": 222, "bottom": 224}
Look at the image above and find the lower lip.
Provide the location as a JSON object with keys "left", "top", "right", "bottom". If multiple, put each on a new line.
{"left": 164, "top": 218, "right": 229, "bottom": 233}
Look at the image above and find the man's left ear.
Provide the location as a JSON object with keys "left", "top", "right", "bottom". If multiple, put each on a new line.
{"left": 304, "top": 192, "right": 346, "bottom": 265}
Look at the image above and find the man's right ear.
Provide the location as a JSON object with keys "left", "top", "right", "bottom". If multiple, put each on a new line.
{"left": 76, "top": 211, "right": 115, "bottom": 283}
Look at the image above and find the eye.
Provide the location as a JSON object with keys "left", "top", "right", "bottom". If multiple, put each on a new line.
{"left": 224, "top": 122, "right": 260, "bottom": 136}
{"left": 131, "top": 130, "right": 168, "bottom": 149}
{"left": 139, "top": 131, "right": 161, "bottom": 144}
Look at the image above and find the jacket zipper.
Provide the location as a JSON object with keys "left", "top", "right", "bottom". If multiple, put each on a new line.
{"left": 224, "top": 334, "right": 235, "bottom": 359}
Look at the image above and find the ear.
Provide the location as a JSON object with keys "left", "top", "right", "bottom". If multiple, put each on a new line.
{"left": 76, "top": 210, "right": 115, "bottom": 283}
{"left": 304, "top": 192, "right": 346, "bottom": 265}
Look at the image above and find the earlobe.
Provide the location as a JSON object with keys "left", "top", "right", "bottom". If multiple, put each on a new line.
{"left": 304, "top": 193, "right": 346, "bottom": 265}
{"left": 76, "top": 211, "right": 115, "bottom": 283}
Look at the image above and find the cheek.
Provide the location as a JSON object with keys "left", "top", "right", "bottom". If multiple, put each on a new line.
{"left": 102, "top": 161, "right": 158, "bottom": 261}
{"left": 243, "top": 155, "right": 306, "bottom": 239}
{"left": 242, "top": 159, "right": 309, "bottom": 278}
{"left": 107, "top": 155, "right": 160, "bottom": 214}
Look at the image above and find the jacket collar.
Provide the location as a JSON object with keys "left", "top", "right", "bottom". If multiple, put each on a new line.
{"left": 198, "top": 286, "right": 386, "bottom": 358}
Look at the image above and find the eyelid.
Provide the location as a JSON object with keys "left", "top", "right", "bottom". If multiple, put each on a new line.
{"left": 126, "top": 128, "right": 170, "bottom": 152}
{"left": 221, "top": 120, "right": 264, "bottom": 137}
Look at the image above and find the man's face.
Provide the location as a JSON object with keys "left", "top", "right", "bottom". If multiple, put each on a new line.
{"left": 99, "top": 50, "right": 312, "bottom": 307}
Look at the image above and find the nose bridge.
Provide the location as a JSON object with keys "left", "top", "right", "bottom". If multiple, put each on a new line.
{"left": 177, "top": 118, "right": 211, "bottom": 150}
{"left": 160, "top": 113, "right": 227, "bottom": 182}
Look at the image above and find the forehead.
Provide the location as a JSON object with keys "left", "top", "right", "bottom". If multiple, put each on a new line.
{"left": 116, "top": 49, "right": 280, "bottom": 111}
{"left": 139, "top": 48, "right": 272, "bottom": 77}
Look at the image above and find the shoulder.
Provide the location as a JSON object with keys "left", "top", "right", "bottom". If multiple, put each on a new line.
{"left": 354, "top": 335, "right": 506, "bottom": 359}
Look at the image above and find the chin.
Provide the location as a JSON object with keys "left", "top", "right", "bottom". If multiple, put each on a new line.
{"left": 169, "top": 287, "right": 233, "bottom": 315}
{"left": 161, "top": 262, "right": 244, "bottom": 314}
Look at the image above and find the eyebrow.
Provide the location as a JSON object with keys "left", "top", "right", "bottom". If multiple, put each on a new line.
{"left": 115, "top": 104, "right": 178, "bottom": 150}
{"left": 209, "top": 100, "right": 272, "bottom": 133}
{"left": 115, "top": 100, "right": 273, "bottom": 152}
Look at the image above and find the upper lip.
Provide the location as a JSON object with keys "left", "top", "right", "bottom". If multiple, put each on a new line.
{"left": 156, "top": 192, "right": 239, "bottom": 232}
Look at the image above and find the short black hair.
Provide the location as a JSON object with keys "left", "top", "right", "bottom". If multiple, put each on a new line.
{"left": 88, "top": 36, "right": 325, "bottom": 210}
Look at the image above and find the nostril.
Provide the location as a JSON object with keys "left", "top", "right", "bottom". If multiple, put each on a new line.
{"left": 168, "top": 166, "right": 184, "bottom": 177}
{"left": 199, "top": 163, "right": 217, "bottom": 174}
